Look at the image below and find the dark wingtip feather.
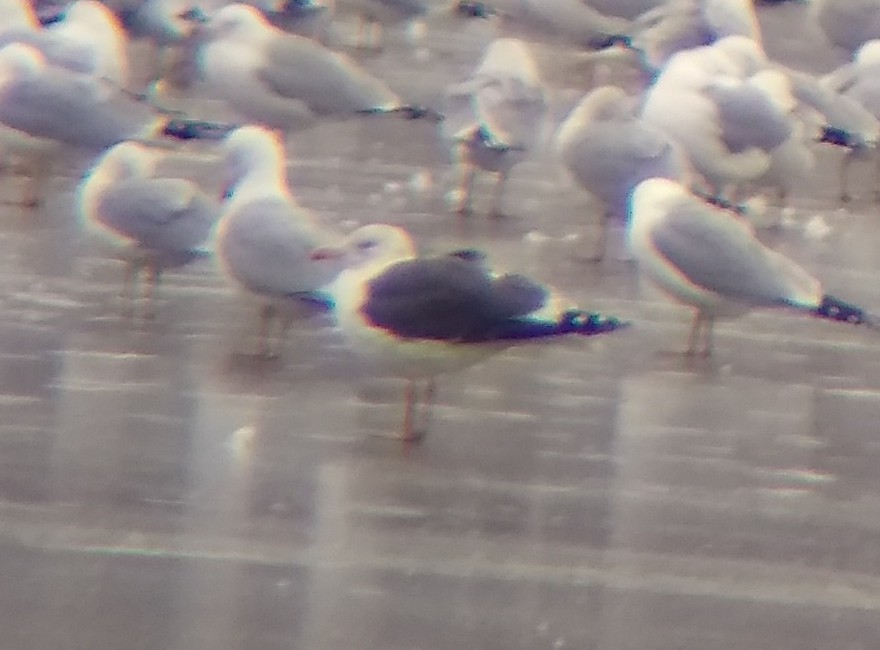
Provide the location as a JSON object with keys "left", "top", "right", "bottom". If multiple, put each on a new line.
{"left": 693, "top": 190, "right": 748, "bottom": 216}
{"left": 455, "top": 0, "right": 495, "bottom": 18}
{"left": 161, "top": 119, "right": 240, "bottom": 141}
{"left": 812, "top": 294, "right": 878, "bottom": 329}
{"left": 564, "top": 310, "right": 631, "bottom": 336}
{"left": 815, "top": 125, "right": 872, "bottom": 152}
{"left": 357, "top": 106, "right": 445, "bottom": 122}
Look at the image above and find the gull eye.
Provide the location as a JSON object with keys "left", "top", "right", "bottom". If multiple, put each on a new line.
{"left": 356, "top": 239, "right": 378, "bottom": 251}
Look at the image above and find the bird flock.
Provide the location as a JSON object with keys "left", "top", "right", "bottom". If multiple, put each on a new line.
{"left": 3, "top": 0, "right": 880, "bottom": 442}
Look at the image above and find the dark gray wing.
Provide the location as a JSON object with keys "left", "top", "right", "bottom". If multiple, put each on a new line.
{"left": 704, "top": 81, "right": 792, "bottom": 153}
{"left": 649, "top": 200, "right": 814, "bottom": 306}
{"left": 362, "top": 256, "right": 551, "bottom": 342}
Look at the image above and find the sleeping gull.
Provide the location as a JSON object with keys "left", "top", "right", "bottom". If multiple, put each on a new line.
{"left": 442, "top": 37, "right": 547, "bottom": 216}
{"left": 78, "top": 141, "right": 219, "bottom": 317}
{"left": 628, "top": 177, "right": 877, "bottom": 356}
{"left": 172, "top": 3, "right": 435, "bottom": 131}
{"left": 640, "top": 36, "right": 793, "bottom": 199}
{"left": 316, "top": 223, "right": 629, "bottom": 442}
{"left": 215, "top": 125, "right": 345, "bottom": 357}
{"left": 554, "top": 84, "right": 690, "bottom": 260}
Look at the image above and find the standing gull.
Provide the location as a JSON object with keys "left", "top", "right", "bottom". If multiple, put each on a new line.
{"left": 78, "top": 141, "right": 219, "bottom": 317}
{"left": 812, "top": 0, "right": 880, "bottom": 56}
{"left": 317, "top": 224, "right": 629, "bottom": 442}
{"left": 628, "top": 177, "right": 876, "bottom": 357}
{"left": 215, "top": 126, "right": 345, "bottom": 357}
{"left": 554, "top": 84, "right": 690, "bottom": 260}
{"left": 174, "top": 3, "right": 432, "bottom": 131}
{"left": 821, "top": 40, "right": 880, "bottom": 201}
{"left": 442, "top": 37, "right": 547, "bottom": 216}
{"left": 0, "top": 43, "right": 233, "bottom": 206}
{"left": 0, "top": 0, "right": 131, "bottom": 87}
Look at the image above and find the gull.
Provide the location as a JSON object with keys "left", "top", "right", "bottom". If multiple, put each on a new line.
{"left": 442, "top": 37, "right": 547, "bottom": 216}
{"left": 1, "top": 0, "right": 39, "bottom": 33}
{"left": 172, "top": 3, "right": 435, "bottom": 131}
{"left": 821, "top": 40, "right": 880, "bottom": 201}
{"left": 640, "top": 37, "right": 793, "bottom": 199}
{"left": 78, "top": 141, "right": 219, "bottom": 317}
{"left": 215, "top": 125, "right": 345, "bottom": 357}
{"left": 628, "top": 177, "right": 877, "bottom": 356}
{"left": 317, "top": 223, "right": 629, "bottom": 442}
{"left": 0, "top": 43, "right": 234, "bottom": 206}
{"left": 812, "top": 0, "right": 880, "bottom": 56}
{"left": 0, "top": 0, "right": 130, "bottom": 87}
{"left": 554, "top": 84, "right": 690, "bottom": 260}
{"left": 627, "top": 0, "right": 763, "bottom": 72}
{"left": 479, "top": 0, "right": 631, "bottom": 50}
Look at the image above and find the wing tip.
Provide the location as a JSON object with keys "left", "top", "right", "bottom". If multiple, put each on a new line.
{"left": 812, "top": 294, "right": 877, "bottom": 328}
{"left": 565, "top": 310, "right": 631, "bottom": 336}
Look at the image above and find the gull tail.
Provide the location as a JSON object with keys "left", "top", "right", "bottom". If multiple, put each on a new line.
{"left": 559, "top": 310, "right": 631, "bottom": 336}
{"left": 161, "top": 119, "right": 240, "bottom": 141}
{"left": 357, "top": 106, "right": 445, "bottom": 122}
{"left": 812, "top": 294, "right": 878, "bottom": 329}
{"left": 491, "top": 310, "right": 630, "bottom": 341}
{"left": 816, "top": 125, "right": 872, "bottom": 152}
{"left": 455, "top": 0, "right": 495, "bottom": 18}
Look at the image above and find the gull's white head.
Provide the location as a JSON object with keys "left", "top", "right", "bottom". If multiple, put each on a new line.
{"left": 711, "top": 35, "right": 766, "bottom": 77}
{"left": 856, "top": 40, "right": 880, "bottom": 69}
{"left": 0, "top": 44, "right": 46, "bottom": 87}
{"left": 92, "top": 141, "right": 159, "bottom": 182}
{"left": 223, "top": 125, "right": 285, "bottom": 178}
{"left": 628, "top": 177, "right": 691, "bottom": 226}
{"left": 208, "top": 3, "right": 272, "bottom": 42}
{"left": 317, "top": 224, "right": 416, "bottom": 271}
{"left": 49, "top": 0, "right": 129, "bottom": 86}
{"left": 476, "top": 38, "right": 540, "bottom": 85}
{"left": 78, "top": 142, "right": 160, "bottom": 227}
{"left": 222, "top": 125, "right": 289, "bottom": 202}
{"left": 568, "top": 86, "right": 633, "bottom": 125}
{"left": 1, "top": 0, "right": 38, "bottom": 31}
{"left": 555, "top": 86, "right": 634, "bottom": 154}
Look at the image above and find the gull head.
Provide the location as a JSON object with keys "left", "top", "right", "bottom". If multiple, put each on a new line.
{"left": 207, "top": 3, "right": 271, "bottom": 42}
{"left": 855, "top": 39, "right": 880, "bottom": 69}
{"left": 222, "top": 126, "right": 287, "bottom": 198}
{"left": 0, "top": 44, "right": 46, "bottom": 87}
{"left": 628, "top": 177, "right": 691, "bottom": 226}
{"left": 92, "top": 141, "right": 159, "bottom": 182}
{"left": 566, "top": 86, "right": 633, "bottom": 126}
{"left": 59, "top": 0, "right": 120, "bottom": 30}
{"left": 1, "top": 0, "right": 38, "bottom": 30}
{"left": 312, "top": 225, "right": 417, "bottom": 271}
